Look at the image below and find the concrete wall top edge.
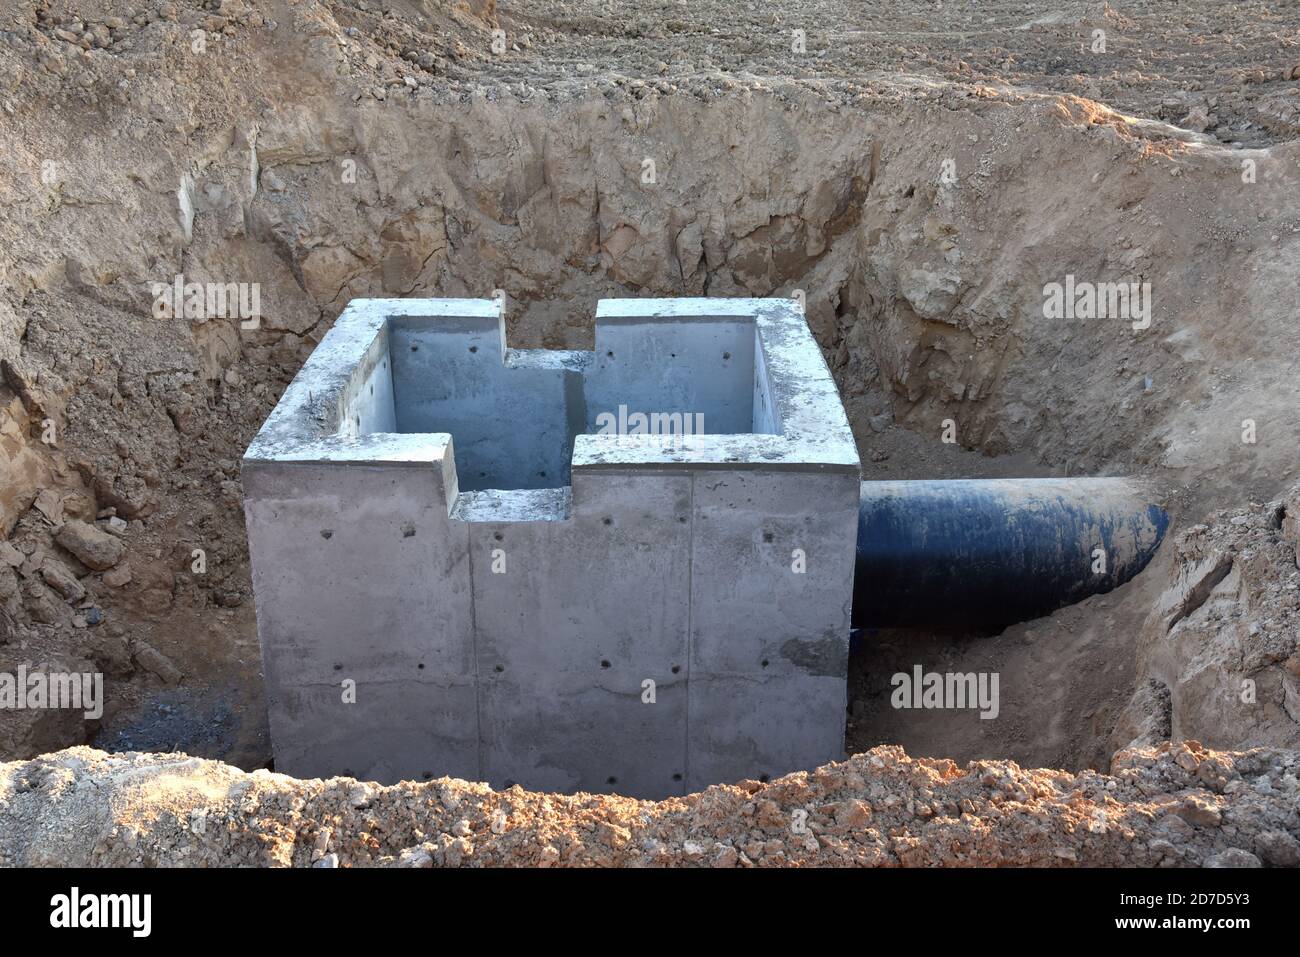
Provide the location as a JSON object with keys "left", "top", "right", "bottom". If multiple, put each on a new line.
{"left": 243, "top": 301, "right": 388, "bottom": 463}
{"left": 450, "top": 486, "right": 572, "bottom": 523}
{"left": 357, "top": 297, "right": 499, "bottom": 319}
{"left": 504, "top": 348, "right": 594, "bottom": 373}
{"left": 572, "top": 434, "right": 858, "bottom": 471}
{"left": 752, "top": 309, "right": 858, "bottom": 470}
{"left": 243, "top": 432, "right": 453, "bottom": 466}
{"left": 595, "top": 297, "right": 796, "bottom": 319}
{"left": 244, "top": 297, "right": 860, "bottom": 487}
{"left": 244, "top": 298, "right": 499, "bottom": 464}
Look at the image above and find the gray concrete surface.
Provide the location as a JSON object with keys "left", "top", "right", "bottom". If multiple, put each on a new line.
{"left": 243, "top": 297, "right": 860, "bottom": 798}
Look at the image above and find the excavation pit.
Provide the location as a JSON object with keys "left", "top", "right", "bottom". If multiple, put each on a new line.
{"left": 243, "top": 297, "right": 860, "bottom": 797}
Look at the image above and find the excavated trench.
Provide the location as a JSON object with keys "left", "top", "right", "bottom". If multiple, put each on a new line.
{"left": 6, "top": 81, "right": 1300, "bottom": 791}
{"left": 191, "top": 94, "right": 1202, "bottom": 779}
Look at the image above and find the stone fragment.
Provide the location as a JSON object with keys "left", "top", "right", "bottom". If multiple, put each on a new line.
{"left": 55, "top": 520, "right": 125, "bottom": 571}
{"left": 40, "top": 558, "right": 86, "bottom": 602}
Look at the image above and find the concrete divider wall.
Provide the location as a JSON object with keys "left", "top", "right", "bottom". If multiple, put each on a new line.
{"left": 389, "top": 314, "right": 589, "bottom": 491}
{"left": 243, "top": 298, "right": 860, "bottom": 798}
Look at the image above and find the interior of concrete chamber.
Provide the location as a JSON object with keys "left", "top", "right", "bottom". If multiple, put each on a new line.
{"left": 347, "top": 311, "right": 781, "bottom": 493}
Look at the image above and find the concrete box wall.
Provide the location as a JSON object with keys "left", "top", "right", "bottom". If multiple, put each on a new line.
{"left": 389, "top": 314, "right": 587, "bottom": 491}
{"left": 243, "top": 298, "right": 860, "bottom": 798}
{"left": 584, "top": 317, "right": 763, "bottom": 435}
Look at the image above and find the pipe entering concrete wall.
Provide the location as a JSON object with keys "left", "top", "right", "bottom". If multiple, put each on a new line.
{"left": 852, "top": 478, "right": 1168, "bottom": 630}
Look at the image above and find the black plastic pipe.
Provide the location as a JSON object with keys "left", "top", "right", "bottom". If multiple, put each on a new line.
{"left": 853, "top": 478, "right": 1168, "bottom": 630}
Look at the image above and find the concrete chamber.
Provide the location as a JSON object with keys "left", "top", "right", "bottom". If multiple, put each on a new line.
{"left": 242, "top": 297, "right": 860, "bottom": 797}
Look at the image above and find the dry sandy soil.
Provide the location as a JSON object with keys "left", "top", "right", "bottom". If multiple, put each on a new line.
{"left": 4, "top": 740, "right": 1300, "bottom": 867}
{"left": 0, "top": 0, "right": 1298, "bottom": 865}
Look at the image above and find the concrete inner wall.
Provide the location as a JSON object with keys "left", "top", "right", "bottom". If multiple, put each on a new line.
{"left": 752, "top": 333, "right": 780, "bottom": 435}
{"left": 388, "top": 315, "right": 584, "bottom": 491}
{"left": 376, "top": 314, "right": 777, "bottom": 492}
{"left": 584, "top": 317, "right": 764, "bottom": 434}
{"left": 342, "top": 325, "right": 397, "bottom": 438}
